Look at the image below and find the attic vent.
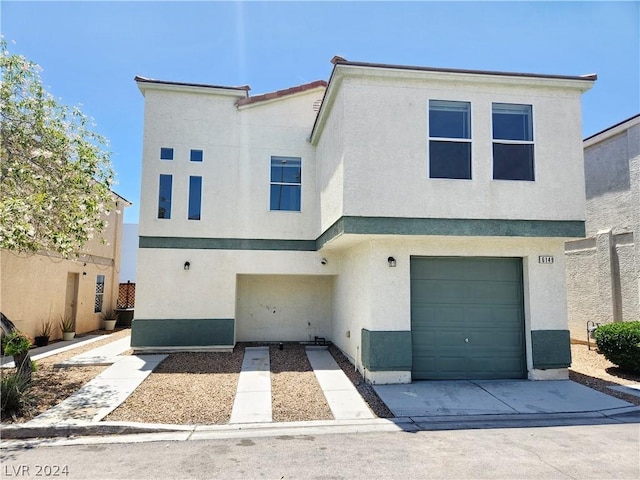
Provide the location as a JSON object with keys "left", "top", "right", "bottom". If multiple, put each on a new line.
{"left": 313, "top": 99, "right": 323, "bottom": 112}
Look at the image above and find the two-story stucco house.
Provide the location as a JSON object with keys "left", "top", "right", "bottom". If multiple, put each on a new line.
{"left": 132, "top": 58, "right": 596, "bottom": 384}
{"left": 566, "top": 114, "right": 640, "bottom": 341}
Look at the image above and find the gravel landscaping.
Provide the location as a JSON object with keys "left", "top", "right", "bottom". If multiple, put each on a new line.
{"left": 1, "top": 331, "right": 638, "bottom": 425}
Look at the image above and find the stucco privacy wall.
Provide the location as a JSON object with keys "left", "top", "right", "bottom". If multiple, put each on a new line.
{"left": 565, "top": 116, "right": 640, "bottom": 341}
{"left": 139, "top": 86, "right": 324, "bottom": 240}
{"left": 318, "top": 70, "right": 588, "bottom": 222}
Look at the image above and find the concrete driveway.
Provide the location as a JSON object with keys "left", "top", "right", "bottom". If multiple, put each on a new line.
{"left": 373, "top": 380, "right": 638, "bottom": 418}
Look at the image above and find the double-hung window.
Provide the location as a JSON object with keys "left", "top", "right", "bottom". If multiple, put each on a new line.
{"left": 270, "top": 156, "right": 301, "bottom": 211}
{"left": 158, "top": 174, "right": 173, "bottom": 219}
{"left": 492, "top": 103, "right": 534, "bottom": 181}
{"left": 428, "top": 100, "right": 472, "bottom": 179}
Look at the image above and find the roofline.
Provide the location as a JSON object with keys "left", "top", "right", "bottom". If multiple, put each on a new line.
{"left": 236, "top": 80, "right": 327, "bottom": 107}
{"left": 584, "top": 113, "right": 640, "bottom": 144}
{"left": 134, "top": 75, "right": 251, "bottom": 92}
{"left": 331, "top": 59, "right": 598, "bottom": 82}
{"left": 310, "top": 58, "right": 597, "bottom": 144}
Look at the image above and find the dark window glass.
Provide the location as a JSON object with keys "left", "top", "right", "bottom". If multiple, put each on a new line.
{"left": 270, "top": 157, "right": 301, "bottom": 211}
{"left": 188, "top": 176, "right": 202, "bottom": 220}
{"left": 158, "top": 174, "right": 172, "bottom": 219}
{"left": 492, "top": 104, "right": 532, "bottom": 141}
{"left": 270, "top": 185, "right": 301, "bottom": 211}
{"left": 160, "top": 147, "right": 174, "bottom": 160}
{"left": 429, "top": 100, "right": 471, "bottom": 139}
{"left": 429, "top": 141, "right": 472, "bottom": 179}
{"left": 190, "top": 149, "right": 203, "bottom": 162}
{"left": 493, "top": 143, "right": 535, "bottom": 181}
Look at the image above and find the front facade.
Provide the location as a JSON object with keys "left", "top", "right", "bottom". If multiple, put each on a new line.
{"left": 566, "top": 114, "right": 640, "bottom": 341}
{"left": 1, "top": 194, "right": 130, "bottom": 339}
{"left": 133, "top": 59, "right": 595, "bottom": 383}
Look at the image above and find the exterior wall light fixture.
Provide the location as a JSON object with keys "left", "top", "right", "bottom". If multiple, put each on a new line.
{"left": 388, "top": 256, "right": 396, "bottom": 267}
{"left": 184, "top": 261, "right": 191, "bottom": 271}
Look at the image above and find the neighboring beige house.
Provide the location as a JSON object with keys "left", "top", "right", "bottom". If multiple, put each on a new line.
{"left": 566, "top": 114, "right": 640, "bottom": 341}
{"left": 0, "top": 194, "right": 130, "bottom": 339}
{"left": 133, "top": 58, "right": 595, "bottom": 383}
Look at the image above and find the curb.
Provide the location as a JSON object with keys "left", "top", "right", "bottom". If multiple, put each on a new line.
{"left": 3, "top": 408, "right": 639, "bottom": 441}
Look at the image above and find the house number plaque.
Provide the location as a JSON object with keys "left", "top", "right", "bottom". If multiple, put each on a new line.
{"left": 538, "top": 256, "right": 554, "bottom": 264}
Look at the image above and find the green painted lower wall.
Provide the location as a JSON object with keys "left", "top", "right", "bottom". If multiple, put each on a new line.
{"left": 131, "top": 318, "right": 235, "bottom": 347}
{"left": 531, "top": 329, "right": 571, "bottom": 369}
{"left": 361, "top": 329, "right": 412, "bottom": 371}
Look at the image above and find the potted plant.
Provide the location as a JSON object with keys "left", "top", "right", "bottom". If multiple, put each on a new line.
{"left": 59, "top": 316, "right": 75, "bottom": 341}
{"left": 101, "top": 310, "right": 118, "bottom": 331}
{"left": 34, "top": 320, "right": 52, "bottom": 347}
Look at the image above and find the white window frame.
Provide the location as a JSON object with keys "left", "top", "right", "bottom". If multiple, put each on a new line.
{"left": 428, "top": 100, "right": 472, "bottom": 180}
{"left": 269, "top": 156, "right": 302, "bottom": 212}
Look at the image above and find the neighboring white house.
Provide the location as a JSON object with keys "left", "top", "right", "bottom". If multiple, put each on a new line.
{"left": 566, "top": 114, "right": 640, "bottom": 341}
{"left": 133, "top": 58, "right": 596, "bottom": 384}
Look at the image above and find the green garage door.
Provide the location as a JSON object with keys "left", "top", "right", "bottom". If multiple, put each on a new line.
{"left": 411, "top": 257, "right": 526, "bottom": 380}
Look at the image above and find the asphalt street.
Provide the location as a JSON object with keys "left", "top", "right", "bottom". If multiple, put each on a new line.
{"left": 1, "top": 423, "right": 638, "bottom": 479}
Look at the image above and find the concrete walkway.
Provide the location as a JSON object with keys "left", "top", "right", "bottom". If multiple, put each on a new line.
{"left": 230, "top": 347, "right": 272, "bottom": 424}
{"left": 55, "top": 336, "right": 132, "bottom": 367}
{"left": 306, "top": 347, "right": 374, "bottom": 420}
{"left": 1, "top": 335, "right": 107, "bottom": 368}
{"left": 27, "top": 354, "right": 166, "bottom": 425}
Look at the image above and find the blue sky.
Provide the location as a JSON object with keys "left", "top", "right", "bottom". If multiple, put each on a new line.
{"left": 2, "top": 1, "right": 639, "bottom": 223}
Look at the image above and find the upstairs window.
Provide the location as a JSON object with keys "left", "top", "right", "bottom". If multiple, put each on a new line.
{"left": 158, "top": 174, "right": 172, "bottom": 219}
{"left": 94, "top": 275, "right": 105, "bottom": 313}
{"left": 428, "top": 100, "right": 472, "bottom": 179}
{"left": 190, "top": 149, "right": 203, "bottom": 162}
{"left": 492, "top": 103, "right": 534, "bottom": 181}
{"left": 188, "top": 176, "right": 202, "bottom": 220}
{"left": 270, "top": 156, "right": 301, "bottom": 211}
{"left": 160, "top": 147, "right": 174, "bottom": 160}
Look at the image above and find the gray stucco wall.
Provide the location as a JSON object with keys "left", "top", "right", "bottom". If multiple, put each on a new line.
{"left": 566, "top": 119, "right": 639, "bottom": 342}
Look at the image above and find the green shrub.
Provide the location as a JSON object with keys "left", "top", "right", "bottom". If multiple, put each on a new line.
{"left": 594, "top": 321, "right": 640, "bottom": 374}
{"left": 1, "top": 331, "right": 31, "bottom": 356}
{"left": 0, "top": 372, "right": 31, "bottom": 419}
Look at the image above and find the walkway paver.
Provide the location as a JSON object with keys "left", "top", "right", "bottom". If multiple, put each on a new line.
{"left": 26, "top": 354, "right": 166, "bottom": 425}
{"left": 55, "top": 336, "right": 132, "bottom": 367}
{"left": 305, "top": 347, "right": 374, "bottom": 420}
{"left": 1, "top": 335, "right": 106, "bottom": 368}
{"left": 230, "top": 347, "right": 272, "bottom": 424}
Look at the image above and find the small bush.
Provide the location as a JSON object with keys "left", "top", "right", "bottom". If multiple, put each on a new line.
{"left": 594, "top": 321, "right": 640, "bottom": 374}
{"left": 1, "top": 372, "right": 31, "bottom": 419}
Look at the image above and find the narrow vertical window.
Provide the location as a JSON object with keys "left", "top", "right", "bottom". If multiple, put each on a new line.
{"left": 188, "top": 176, "right": 202, "bottom": 220}
{"left": 94, "top": 275, "right": 105, "bottom": 313}
{"left": 428, "top": 100, "right": 472, "bottom": 179}
{"left": 158, "top": 174, "right": 172, "bottom": 219}
{"left": 492, "top": 103, "right": 534, "bottom": 181}
{"left": 160, "top": 147, "right": 174, "bottom": 160}
{"left": 190, "top": 149, "right": 203, "bottom": 162}
{"left": 270, "top": 156, "right": 301, "bottom": 211}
